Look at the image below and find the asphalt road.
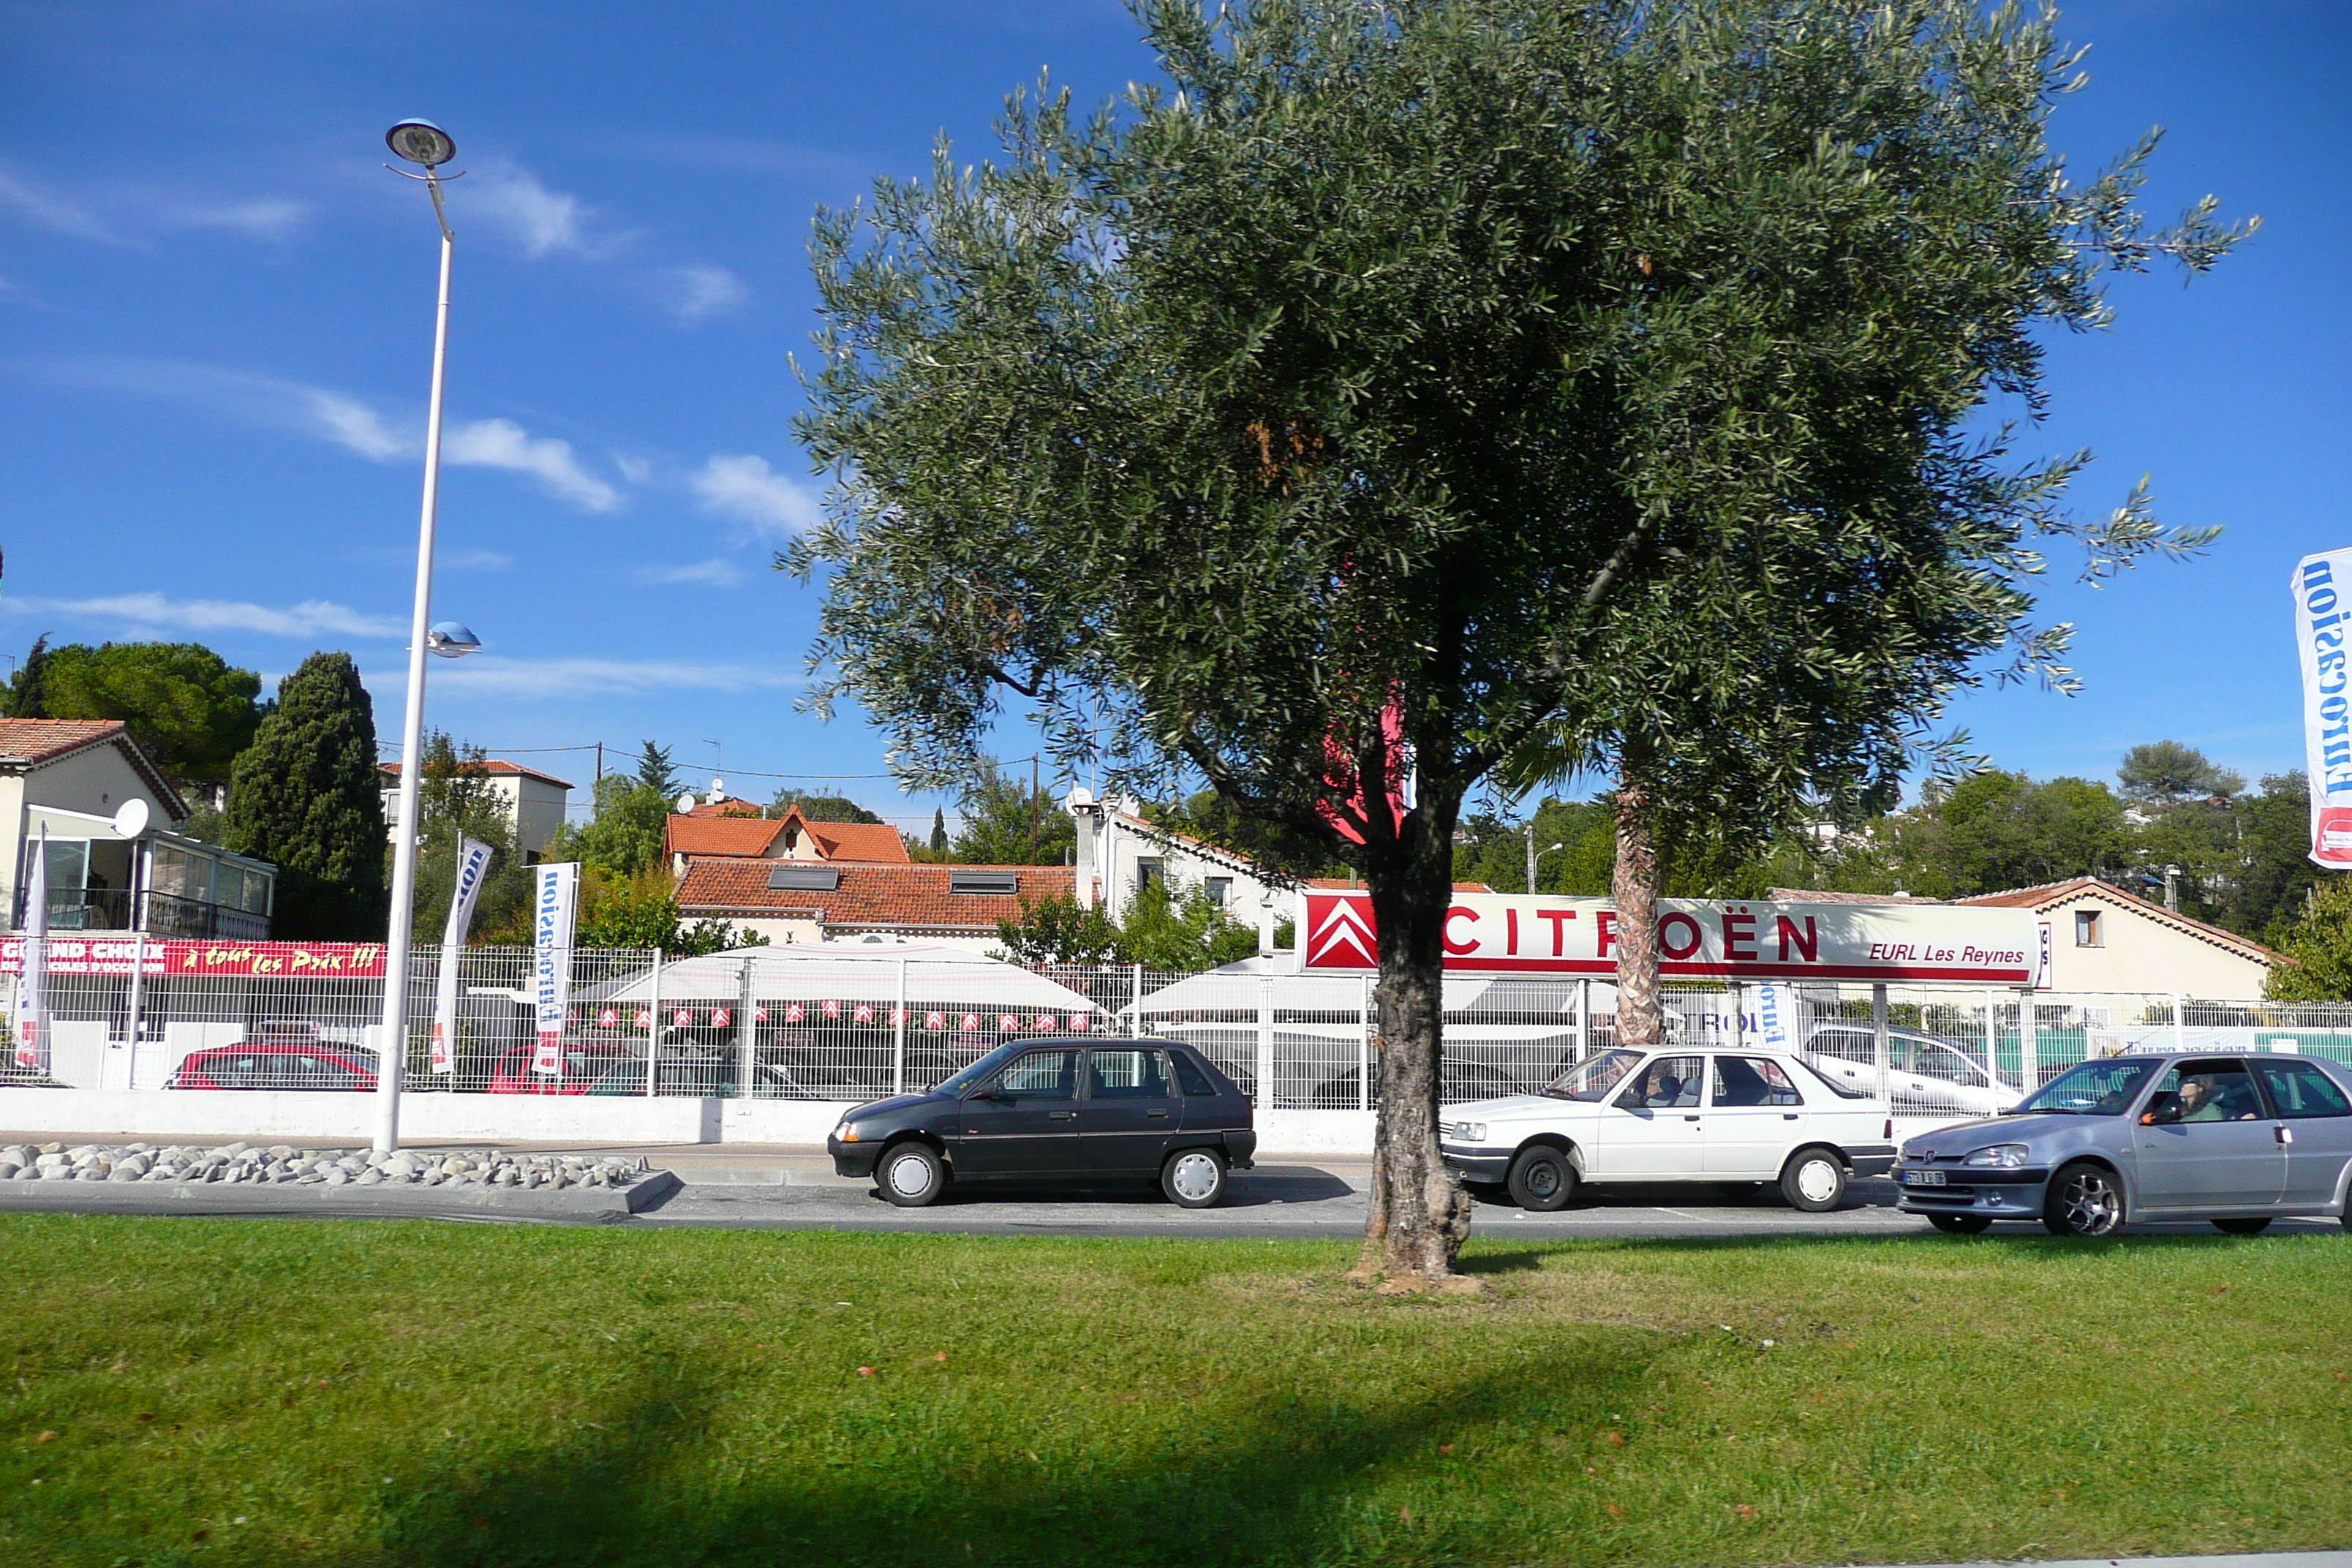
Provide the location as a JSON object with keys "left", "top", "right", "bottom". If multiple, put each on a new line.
{"left": 3, "top": 1145, "right": 2345, "bottom": 1240}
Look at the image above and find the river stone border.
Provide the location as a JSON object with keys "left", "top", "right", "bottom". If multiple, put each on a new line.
{"left": 0, "top": 1141, "right": 681, "bottom": 1219}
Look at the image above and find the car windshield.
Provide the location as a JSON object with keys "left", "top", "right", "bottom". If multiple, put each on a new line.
{"left": 935, "top": 1042, "right": 1022, "bottom": 1098}
{"left": 2009, "top": 1058, "right": 2160, "bottom": 1116}
{"left": 1545, "top": 1049, "right": 1643, "bottom": 1102}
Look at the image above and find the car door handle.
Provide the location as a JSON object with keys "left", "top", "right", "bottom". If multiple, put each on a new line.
{"left": 1048, "top": 1109, "right": 1077, "bottom": 1120}
{"left": 2276, "top": 1125, "right": 2293, "bottom": 1146}
{"left": 1146, "top": 1109, "right": 1169, "bottom": 1120}
{"left": 1684, "top": 1115, "right": 1701, "bottom": 1123}
{"left": 1783, "top": 1113, "right": 1800, "bottom": 1121}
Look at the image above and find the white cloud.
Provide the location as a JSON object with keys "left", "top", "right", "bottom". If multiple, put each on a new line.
{"left": 641, "top": 558, "right": 747, "bottom": 587}
{"left": 10, "top": 592, "right": 406, "bottom": 640}
{"left": 442, "top": 548, "right": 514, "bottom": 570}
{"left": 0, "top": 164, "right": 118, "bottom": 242}
{"left": 445, "top": 418, "right": 622, "bottom": 512}
{"left": 305, "top": 385, "right": 408, "bottom": 460}
{"left": 0, "top": 164, "right": 309, "bottom": 246}
{"left": 614, "top": 453, "right": 653, "bottom": 485}
{"left": 660, "top": 263, "right": 749, "bottom": 323}
{"left": 464, "top": 161, "right": 609, "bottom": 260}
{"left": 173, "top": 197, "right": 310, "bottom": 244}
{"left": 19, "top": 355, "right": 627, "bottom": 513}
{"left": 421, "top": 655, "right": 799, "bottom": 699}
{"left": 690, "top": 453, "right": 822, "bottom": 538}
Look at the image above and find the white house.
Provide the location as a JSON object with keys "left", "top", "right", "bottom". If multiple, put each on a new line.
{"left": 1, "top": 718, "right": 275, "bottom": 939}
{"left": 1776, "top": 878, "right": 2280, "bottom": 999}
{"left": 1956, "top": 877, "right": 2279, "bottom": 998}
{"left": 379, "top": 758, "right": 573, "bottom": 859}
{"left": 1068, "top": 791, "right": 1290, "bottom": 949}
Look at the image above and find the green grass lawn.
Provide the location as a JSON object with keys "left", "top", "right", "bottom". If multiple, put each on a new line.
{"left": 0, "top": 1218, "right": 2347, "bottom": 1567}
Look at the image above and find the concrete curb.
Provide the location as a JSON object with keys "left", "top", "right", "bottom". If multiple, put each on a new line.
{"left": 0, "top": 1168, "right": 682, "bottom": 1223}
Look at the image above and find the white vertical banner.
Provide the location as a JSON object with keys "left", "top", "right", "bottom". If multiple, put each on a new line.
{"left": 12, "top": 829, "right": 50, "bottom": 1072}
{"left": 2293, "top": 547, "right": 2352, "bottom": 868}
{"left": 1754, "top": 981, "right": 1798, "bottom": 1053}
{"left": 430, "top": 837, "right": 497, "bottom": 1074}
{"left": 531, "top": 862, "right": 580, "bottom": 1075}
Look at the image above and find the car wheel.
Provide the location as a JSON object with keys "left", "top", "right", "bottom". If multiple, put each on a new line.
{"left": 1779, "top": 1147, "right": 1847, "bottom": 1213}
{"left": 2212, "top": 1216, "right": 2272, "bottom": 1236}
{"left": 1926, "top": 1213, "right": 1991, "bottom": 1235}
{"left": 877, "top": 1142, "right": 945, "bottom": 1208}
{"left": 1162, "top": 1148, "right": 1226, "bottom": 1209}
{"left": 2042, "top": 1160, "right": 2123, "bottom": 1237}
{"left": 1505, "top": 1146, "right": 1576, "bottom": 1212}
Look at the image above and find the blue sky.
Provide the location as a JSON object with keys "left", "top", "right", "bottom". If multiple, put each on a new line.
{"left": 1, "top": 1, "right": 2345, "bottom": 834}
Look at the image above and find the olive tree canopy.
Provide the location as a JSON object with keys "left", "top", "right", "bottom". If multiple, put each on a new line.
{"left": 790, "top": 0, "right": 2248, "bottom": 1280}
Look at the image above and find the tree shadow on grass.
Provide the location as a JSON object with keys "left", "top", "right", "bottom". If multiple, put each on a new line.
{"left": 344, "top": 1338, "right": 1655, "bottom": 1568}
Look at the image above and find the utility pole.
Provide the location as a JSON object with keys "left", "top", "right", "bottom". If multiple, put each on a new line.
{"left": 1030, "top": 753, "right": 1041, "bottom": 864}
{"left": 1523, "top": 821, "right": 1536, "bottom": 894}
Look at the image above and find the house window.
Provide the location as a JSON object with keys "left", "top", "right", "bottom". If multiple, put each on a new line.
{"left": 1205, "top": 877, "right": 1232, "bottom": 908}
{"left": 1136, "top": 857, "right": 1164, "bottom": 889}
{"left": 2075, "top": 910, "right": 2103, "bottom": 948}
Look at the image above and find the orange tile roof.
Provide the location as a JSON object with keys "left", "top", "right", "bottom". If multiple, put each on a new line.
{"left": 686, "top": 796, "right": 766, "bottom": 818}
{"left": 0, "top": 718, "right": 131, "bottom": 764}
{"left": 0, "top": 719, "right": 186, "bottom": 820}
{"left": 380, "top": 758, "right": 575, "bottom": 789}
{"left": 678, "top": 859, "right": 1074, "bottom": 935}
{"left": 665, "top": 814, "right": 788, "bottom": 859}
{"left": 802, "top": 818, "right": 910, "bottom": 864}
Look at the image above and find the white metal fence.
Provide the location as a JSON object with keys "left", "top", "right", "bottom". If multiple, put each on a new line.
{"left": 3, "top": 938, "right": 2345, "bottom": 1121}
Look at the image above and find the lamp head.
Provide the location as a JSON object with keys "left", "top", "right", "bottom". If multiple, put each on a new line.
{"left": 385, "top": 119, "right": 456, "bottom": 168}
{"left": 424, "top": 621, "right": 481, "bottom": 659}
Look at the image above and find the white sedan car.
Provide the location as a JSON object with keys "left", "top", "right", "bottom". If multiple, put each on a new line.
{"left": 1438, "top": 1046, "right": 1896, "bottom": 1212}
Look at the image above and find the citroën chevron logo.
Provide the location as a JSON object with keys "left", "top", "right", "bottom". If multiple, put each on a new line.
{"left": 1304, "top": 892, "right": 1379, "bottom": 971}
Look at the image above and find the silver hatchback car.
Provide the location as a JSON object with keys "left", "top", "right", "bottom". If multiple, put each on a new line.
{"left": 1898, "top": 1051, "right": 2352, "bottom": 1237}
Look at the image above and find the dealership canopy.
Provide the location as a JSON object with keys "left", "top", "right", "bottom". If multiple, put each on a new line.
{"left": 577, "top": 944, "right": 1102, "bottom": 1011}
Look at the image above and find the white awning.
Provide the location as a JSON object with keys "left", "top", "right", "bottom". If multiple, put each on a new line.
{"left": 580, "top": 945, "right": 1101, "bottom": 1010}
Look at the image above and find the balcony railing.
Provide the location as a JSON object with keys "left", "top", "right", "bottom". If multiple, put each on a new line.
{"left": 19, "top": 888, "right": 269, "bottom": 942}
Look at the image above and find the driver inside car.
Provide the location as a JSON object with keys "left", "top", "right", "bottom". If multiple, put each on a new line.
{"left": 2176, "top": 1074, "right": 2256, "bottom": 1122}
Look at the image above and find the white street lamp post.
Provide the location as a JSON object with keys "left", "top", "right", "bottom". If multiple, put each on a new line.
{"left": 374, "top": 119, "right": 463, "bottom": 1155}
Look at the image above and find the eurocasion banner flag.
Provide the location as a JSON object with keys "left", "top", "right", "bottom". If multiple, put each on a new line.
{"left": 1300, "top": 890, "right": 2037, "bottom": 984}
{"left": 531, "top": 862, "right": 581, "bottom": 1075}
{"left": 12, "top": 829, "right": 50, "bottom": 1071}
{"left": 430, "top": 837, "right": 496, "bottom": 1074}
{"left": 2293, "top": 548, "right": 2352, "bottom": 869}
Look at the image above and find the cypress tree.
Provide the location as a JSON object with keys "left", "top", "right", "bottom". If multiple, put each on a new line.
{"left": 929, "top": 807, "right": 948, "bottom": 856}
{"left": 223, "top": 652, "right": 386, "bottom": 939}
{"left": 3, "top": 636, "right": 53, "bottom": 718}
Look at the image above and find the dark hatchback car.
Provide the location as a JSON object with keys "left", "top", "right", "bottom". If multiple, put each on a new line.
{"left": 827, "top": 1037, "right": 1256, "bottom": 1208}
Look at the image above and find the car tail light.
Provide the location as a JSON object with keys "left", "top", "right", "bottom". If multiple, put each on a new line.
{"left": 1883, "top": 1117, "right": 1893, "bottom": 1139}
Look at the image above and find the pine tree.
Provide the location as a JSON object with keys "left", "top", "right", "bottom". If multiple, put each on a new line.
{"left": 222, "top": 652, "right": 386, "bottom": 939}
{"left": 633, "top": 741, "right": 677, "bottom": 799}
{"left": 930, "top": 807, "right": 948, "bottom": 856}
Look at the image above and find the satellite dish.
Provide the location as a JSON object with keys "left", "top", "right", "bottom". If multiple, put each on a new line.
{"left": 111, "top": 799, "right": 151, "bottom": 839}
{"left": 676, "top": 793, "right": 698, "bottom": 815}
{"left": 708, "top": 777, "right": 725, "bottom": 801}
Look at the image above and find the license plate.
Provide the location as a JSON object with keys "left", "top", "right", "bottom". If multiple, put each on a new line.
{"left": 1904, "top": 1169, "right": 1946, "bottom": 1186}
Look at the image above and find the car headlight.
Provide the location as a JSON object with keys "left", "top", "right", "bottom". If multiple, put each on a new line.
{"left": 1962, "top": 1142, "right": 2028, "bottom": 1168}
{"left": 833, "top": 1122, "right": 859, "bottom": 1143}
{"left": 1447, "top": 1121, "right": 1487, "bottom": 1144}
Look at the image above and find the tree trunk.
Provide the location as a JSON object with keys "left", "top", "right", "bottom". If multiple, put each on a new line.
{"left": 1612, "top": 758, "right": 1666, "bottom": 1049}
{"left": 1350, "top": 802, "right": 1473, "bottom": 1286}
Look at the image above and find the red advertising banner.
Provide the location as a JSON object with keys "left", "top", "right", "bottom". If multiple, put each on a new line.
{"left": 0, "top": 938, "right": 387, "bottom": 979}
{"left": 1299, "top": 891, "right": 2036, "bottom": 985}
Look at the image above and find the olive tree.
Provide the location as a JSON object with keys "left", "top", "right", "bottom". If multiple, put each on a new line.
{"left": 790, "top": 0, "right": 2247, "bottom": 1283}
